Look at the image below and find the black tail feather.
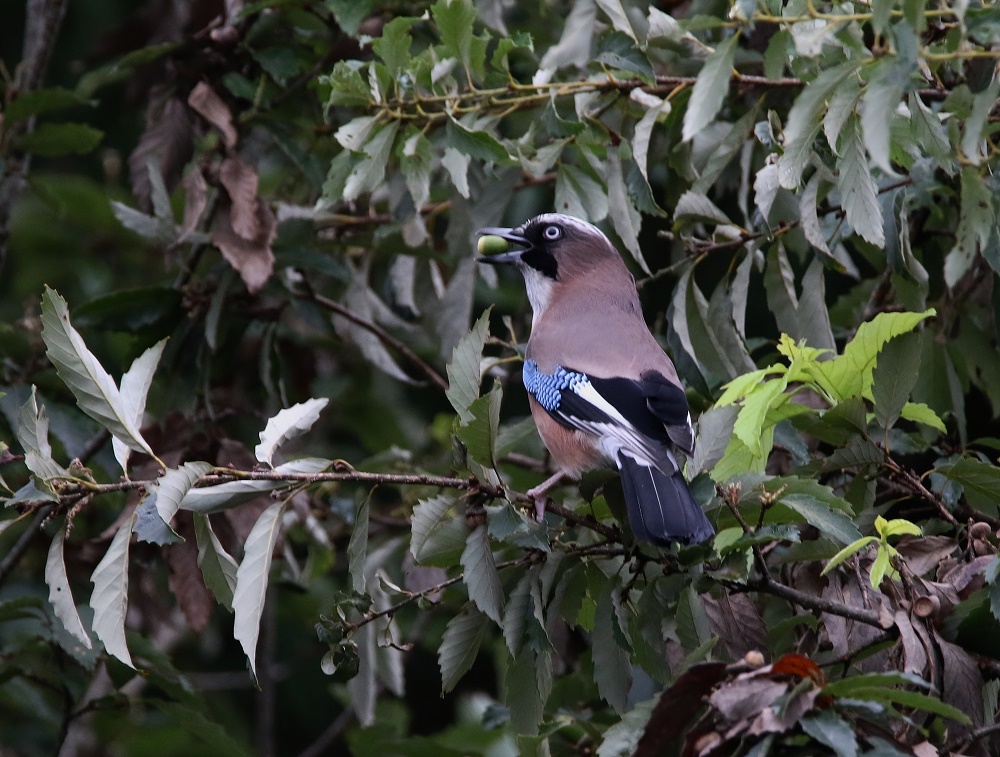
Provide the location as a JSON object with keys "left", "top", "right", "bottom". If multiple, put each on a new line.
{"left": 618, "top": 455, "right": 714, "bottom": 546}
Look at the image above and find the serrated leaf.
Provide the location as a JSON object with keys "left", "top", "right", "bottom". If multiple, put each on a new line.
{"left": 410, "top": 495, "right": 457, "bottom": 561}
{"left": 940, "top": 458, "right": 1000, "bottom": 511}
{"left": 779, "top": 492, "right": 864, "bottom": 545}
{"left": 779, "top": 59, "right": 861, "bottom": 188}
{"left": 800, "top": 710, "right": 859, "bottom": 757}
{"left": 439, "top": 604, "right": 489, "bottom": 693}
{"left": 90, "top": 513, "right": 136, "bottom": 668}
{"left": 606, "top": 148, "right": 648, "bottom": 273}
{"left": 900, "top": 402, "right": 945, "bottom": 432}
{"left": 194, "top": 514, "right": 239, "bottom": 610}
{"left": 16, "top": 387, "right": 67, "bottom": 483}
{"left": 113, "top": 339, "right": 166, "bottom": 474}
{"left": 554, "top": 162, "right": 608, "bottom": 221}
{"left": 674, "top": 191, "right": 732, "bottom": 227}
{"left": 40, "top": 287, "right": 155, "bottom": 458}
{"left": 343, "top": 121, "right": 399, "bottom": 202}
{"left": 872, "top": 333, "right": 921, "bottom": 429}
{"left": 446, "top": 119, "right": 510, "bottom": 164}
{"left": 46, "top": 527, "right": 93, "bottom": 649}
{"left": 733, "top": 378, "right": 788, "bottom": 456}
{"left": 348, "top": 493, "right": 370, "bottom": 595}
{"left": 153, "top": 462, "right": 213, "bottom": 532}
{"left": 456, "top": 385, "right": 502, "bottom": 471}
{"left": 945, "top": 167, "right": 995, "bottom": 287}
{"left": 446, "top": 308, "right": 491, "bottom": 423}
{"left": 178, "top": 458, "right": 329, "bottom": 513}
{"left": 861, "top": 63, "right": 904, "bottom": 176}
{"left": 837, "top": 115, "right": 884, "bottom": 247}
{"left": 233, "top": 501, "right": 285, "bottom": 678}
{"left": 593, "top": 587, "right": 632, "bottom": 713}
{"left": 433, "top": 0, "right": 480, "bottom": 76}
{"left": 682, "top": 33, "right": 740, "bottom": 142}
{"left": 461, "top": 524, "right": 503, "bottom": 623}
{"left": 799, "top": 172, "right": 832, "bottom": 256}
{"left": 254, "top": 398, "right": 328, "bottom": 466}
{"left": 134, "top": 493, "right": 184, "bottom": 546}
{"left": 816, "top": 309, "right": 934, "bottom": 401}
{"left": 596, "top": 0, "right": 639, "bottom": 40}
{"left": 505, "top": 646, "right": 551, "bottom": 735}
{"left": 5, "top": 87, "right": 92, "bottom": 122}
{"left": 371, "top": 17, "right": 415, "bottom": 78}
{"left": 111, "top": 201, "right": 181, "bottom": 245}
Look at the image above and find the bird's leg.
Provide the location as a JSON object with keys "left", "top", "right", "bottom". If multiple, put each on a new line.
{"left": 526, "top": 471, "right": 566, "bottom": 521}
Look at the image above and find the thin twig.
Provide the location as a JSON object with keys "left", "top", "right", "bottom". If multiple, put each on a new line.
{"left": 304, "top": 289, "right": 449, "bottom": 392}
{"left": 742, "top": 573, "right": 884, "bottom": 627}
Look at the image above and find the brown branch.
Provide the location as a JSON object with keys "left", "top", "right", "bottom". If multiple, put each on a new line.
{"left": 742, "top": 573, "right": 884, "bottom": 627}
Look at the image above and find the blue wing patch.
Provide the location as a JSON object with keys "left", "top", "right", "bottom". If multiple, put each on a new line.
{"left": 522, "top": 359, "right": 586, "bottom": 412}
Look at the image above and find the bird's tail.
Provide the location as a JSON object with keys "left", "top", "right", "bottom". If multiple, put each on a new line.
{"left": 617, "top": 454, "right": 714, "bottom": 546}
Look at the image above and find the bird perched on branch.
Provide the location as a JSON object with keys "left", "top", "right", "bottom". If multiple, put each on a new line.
{"left": 476, "top": 213, "right": 714, "bottom": 546}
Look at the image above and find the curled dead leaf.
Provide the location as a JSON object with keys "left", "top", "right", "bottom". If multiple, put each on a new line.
{"left": 129, "top": 91, "right": 194, "bottom": 211}
{"left": 188, "top": 81, "right": 238, "bottom": 150}
{"left": 218, "top": 157, "right": 261, "bottom": 240}
{"left": 211, "top": 197, "right": 276, "bottom": 294}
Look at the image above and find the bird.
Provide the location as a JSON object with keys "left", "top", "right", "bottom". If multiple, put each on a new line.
{"left": 475, "top": 213, "right": 714, "bottom": 546}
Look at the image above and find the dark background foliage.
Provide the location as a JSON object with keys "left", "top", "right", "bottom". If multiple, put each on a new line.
{"left": 2, "top": 1, "right": 1000, "bottom": 755}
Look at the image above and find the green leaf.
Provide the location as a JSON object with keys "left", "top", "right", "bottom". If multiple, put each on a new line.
{"left": 861, "top": 60, "right": 906, "bottom": 176}
{"left": 400, "top": 130, "right": 433, "bottom": 209}
{"left": 343, "top": 121, "right": 399, "bottom": 202}
{"left": 779, "top": 59, "right": 861, "bottom": 188}
{"left": 410, "top": 495, "right": 457, "bottom": 561}
{"left": 233, "top": 501, "right": 285, "bottom": 679}
{"left": 446, "top": 308, "right": 491, "bottom": 423}
{"left": 822, "top": 536, "right": 877, "bottom": 575}
{"left": 149, "top": 700, "right": 250, "bottom": 757}
{"left": 939, "top": 458, "right": 1000, "bottom": 511}
{"left": 733, "top": 378, "right": 789, "bottom": 457}
{"left": 460, "top": 524, "right": 503, "bottom": 623}
{"left": 326, "top": 0, "right": 375, "bottom": 38}
{"left": 46, "top": 526, "right": 93, "bottom": 650}
{"left": 254, "top": 398, "right": 328, "bottom": 467}
{"left": 433, "top": 0, "right": 478, "bottom": 76}
{"left": 837, "top": 115, "right": 884, "bottom": 247}
{"left": 945, "top": 167, "right": 995, "bottom": 287}
{"left": 800, "top": 710, "right": 859, "bottom": 757}
{"left": 371, "top": 17, "right": 415, "bottom": 78}
{"left": 456, "top": 384, "right": 502, "bottom": 471}
{"left": 673, "top": 191, "right": 732, "bottom": 227}
{"left": 872, "top": 332, "right": 921, "bottom": 429}
{"left": 324, "top": 61, "right": 370, "bottom": 108}
{"left": 505, "top": 646, "right": 552, "bottom": 735}
{"left": 778, "top": 492, "right": 864, "bottom": 545}
{"left": 194, "top": 514, "right": 239, "bottom": 610}
{"left": 554, "top": 163, "right": 608, "bottom": 221}
{"left": 134, "top": 493, "right": 184, "bottom": 546}
{"left": 816, "top": 309, "right": 935, "bottom": 401}
{"left": 596, "top": 31, "right": 654, "bottom": 83}
{"left": 870, "top": 545, "right": 891, "bottom": 587}
{"left": 16, "top": 386, "right": 68, "bottom": 484}
{"left": 763, "top": 249, "right": 836, "bottom": 354}
{"left": 112, "top": 339, "right": 166, "bottom": 473}
{"left": 15, "top": 122, "right": 103, "bottom": 157}
{"left": 503, "top": 566, "right": 540, "bottom": 655}
{"left": 90, "top": 513, "right": 136, "bottom": 668}
{"left": 152, "top": 462, "right": 213, "bottom": 535}
{"left": 875, "top": 516, "right": 921, "bottom": 538}
{"left": 178, "top": 458, "right": 329, "bottom": 513}
{"left": 5, "top": 87, "right": 92, "bottom": 122}
{"left": 348, "top": 493, "right": 370, "bottom": 595}
{"left": 829, "top": 686, "right": 972, "bottom": 724}
{"left": 596, "top": 0, "right": 639, "bottom": 40}
{"left": 40, "top": 287, "right": 155, "bottom": 458}
{"left": 593, "top": 587, "right": 632, "bottom": 713}
{"left": 682, "top": 33, "right": 740, "bottom": 141}
{"left": 900, "top": 402, "right": 946, "bottom": 432}
{"left": 446, "top": 119, "right": 510, "bottom": 164}
{"left": 439, "top": 604, "right": 489, "bottom": 693}
{"left": 961, "top": 76, "right": 1000, "bottom": 164}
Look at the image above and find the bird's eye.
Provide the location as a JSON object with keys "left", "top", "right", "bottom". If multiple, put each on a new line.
{"left": 543, "top": 225, "right": 562, "bottom": 240}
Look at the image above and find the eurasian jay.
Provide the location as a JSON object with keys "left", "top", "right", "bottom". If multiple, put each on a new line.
{"left": 476, "top": 213, "right": 714, "bottom": 546}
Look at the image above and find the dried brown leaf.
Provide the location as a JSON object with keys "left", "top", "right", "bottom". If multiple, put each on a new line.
{"left": 709, "top": 678, "right": 787, "bottom": 722}
{"left": 822, "top": 571, "right": 892, "bottom": 671}
{"left": 894, "top": 610, "right": 928, "bottom": 676}
{"left": 166, "top": 513, "right": 213, "bottom": 631}
{"left": 129, "top": 90, "right": 194, "bottom": 211}
{"left": 188, "top": 81, "right": 237, "bottom": 150}
{"left": 704, "top": 593, "right": 768, "bottom": 662}
{"left": 211, "top": 197, "right": 276, "bottom": 293}
{"left": 635, "top": 662, "right": 727, "bottom": 757}
{"left": 939, "top": 555, "right": 992, "bottom": 598}
{"left": 934, "top": 631, "right": 985, "bottom": 739}
{"left": 897, "top": 535, "right": 959, "bottom": 577}
{"left": 218, "top": 157, "right": 260, "bottom": 240}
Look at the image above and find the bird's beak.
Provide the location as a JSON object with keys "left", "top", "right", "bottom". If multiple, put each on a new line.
{"left": 475, "top": 226, "right": 531, "bottom": 265}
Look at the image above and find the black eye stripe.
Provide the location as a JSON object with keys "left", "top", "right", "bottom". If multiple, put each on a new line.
{"left": 522, "top": 249, "right": 558, "bottom": 279}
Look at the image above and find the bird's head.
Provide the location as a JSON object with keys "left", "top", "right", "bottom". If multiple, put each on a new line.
{"left": 475, "top": 213, "right": 619, "bottom": 283}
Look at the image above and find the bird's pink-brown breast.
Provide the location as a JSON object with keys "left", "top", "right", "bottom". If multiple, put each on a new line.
{"left": 527, "top": 395, "right": 602, "bottom": 477}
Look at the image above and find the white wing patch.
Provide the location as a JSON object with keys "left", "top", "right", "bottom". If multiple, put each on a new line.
{"left": 560, "top": 378, "right": 676, "bottom": 473}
